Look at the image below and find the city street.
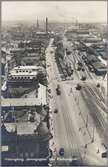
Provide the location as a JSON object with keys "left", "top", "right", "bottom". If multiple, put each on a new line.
{"left": 46, "top": 38, "right": 107, "bottom": 165}
{"left": 1, "top": 2, "right": 107, "bottom": 166}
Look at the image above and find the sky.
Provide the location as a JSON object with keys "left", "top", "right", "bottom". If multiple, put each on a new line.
{"left": 2, "top": 1, "right": 107, "bottom": 23}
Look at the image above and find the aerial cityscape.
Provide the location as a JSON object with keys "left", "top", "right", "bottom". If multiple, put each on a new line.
{"left": 1, "top": 1, "right": 107, "bottom": 166}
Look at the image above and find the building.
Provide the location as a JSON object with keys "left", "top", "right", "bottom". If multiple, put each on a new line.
{"left": 7, "top": 65, "right": 46, "bottom": 85}
{"left": 1, "top": 48, "right": 11, "bottom": 84}
{"left": 2, "top": 65, "right": 46, "bottom": 98}
{"left": 83, "top": 37, "right": 102, "bottom": 46}
{"left": 1, "top": 49, "right": 6, "bottom": 80}
{"left": 1, "top": 94, "right": 50, "bottom": 164}
{"left": 65, "top": 27, "right": 90, "bottom": 41}
{"left": 1, "top": 121, "right": 50, "bottom": 165}
{"left": 8, "top": 66, "right": 38, "bottom": 82}
{"left": 91, "top": 61, "right": 107, "bottom": 76}
{"left": 9, "top": 39, "right": 46, "bottom": 66}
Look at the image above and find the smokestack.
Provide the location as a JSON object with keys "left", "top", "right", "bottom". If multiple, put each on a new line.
{"left": 46, "top": 17, "right": 48, "bottom": 33}
{"left": 36, "top": 17, "right": 39, "bottom": 30}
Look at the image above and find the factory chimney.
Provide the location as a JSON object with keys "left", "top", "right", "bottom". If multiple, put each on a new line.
{"left": 36, "top": 17, "right": 39, "bottom": 30}
{"left": 46, "top": 17, "right": 48, "bottom": 33}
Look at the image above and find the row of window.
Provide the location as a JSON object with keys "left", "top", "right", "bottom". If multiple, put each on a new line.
{"left": 18, "top": 152, "right": 35, "bottom": 158}
{"left": 16, "top": 70, "right": 33, "bottom": 73}
{"left": 9, "top": 76, "right": 36, "bottom": 80}
{"left": 15, "top": 69, "right": 42, "bottom": 73}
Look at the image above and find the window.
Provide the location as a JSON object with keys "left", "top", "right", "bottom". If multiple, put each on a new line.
{"left": 25, "top": 152, "right": 29, "bottom": 158}
{"left": 30, "top": 152, "right": 34, "bottom": 157}
{"left": 19, "top": 152, "right": 23, "bottom": 158}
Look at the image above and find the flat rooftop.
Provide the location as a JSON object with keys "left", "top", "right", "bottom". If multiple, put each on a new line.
{"left": 1, "top": 98, "right": 41, "bottom": 107}
{"left": 22, "top": 84, "right": 47, "bottom": 105}
{"left": 4, "top": 121, "right": 48, "bottom": 135}
{"left": 12, "top": 66, "right": 44, "bottom": 70}
{"left": 5, "top": 122, "right": 36, "bottom": 135}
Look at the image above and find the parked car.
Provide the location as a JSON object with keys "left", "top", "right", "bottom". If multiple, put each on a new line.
{"left": 59, "top": 148, "right": 64, "bottom": 156}
{"left": 76, "top": 84, "right": 82, "bottom": 90}
{"left": 56, "top": 84, "right": 61, "bottom": 95}
{"left": 54, "top": 109, "right": 58, "bottom": 114}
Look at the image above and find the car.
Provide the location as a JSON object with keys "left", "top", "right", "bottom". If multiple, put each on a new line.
{"left": 76, "top": 84, "right": 82, "bottom": 90}
{"left": 59, "top": 148, "right": 64, "bottom": 156}
{"left": 48, "top": 89, "right": 51, "bottom": 93}
{"left": 82, "top": 68, "right": 85, "bottom": 71}
{"left": 56, "top": 85, "right": 61, "bottom": 95}
{"left": 54, "top": 109, "right": 58, "bottom": 114}
{"left": 96, "top": 83, "right": 100, "bottom": 88}
{"left": 66, "top": 50, "right": 72, "bottom": 55}
{"left": 101, "top": 143, "right": 107, "bottom": 158}
{"left": 81, "top": 76, "right": 86, "bottom": 81}
{"left": 102, "top": 152, "right": 107, "bottom": 158}
{"left": 47, "top": 64, "right": 50, "bottom": 68}
{"left": 76, "top": 66, "right": 81, "bottom": 71}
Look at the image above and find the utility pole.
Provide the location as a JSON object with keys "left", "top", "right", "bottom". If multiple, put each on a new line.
{"left": 91, "top": 126, "right": 95, "bottom": 143}
{"left": 36, "top": 17, "right": 39, "bottom": 30}
{"left": 86, "top": 115, "right": 88, "bottom": 128}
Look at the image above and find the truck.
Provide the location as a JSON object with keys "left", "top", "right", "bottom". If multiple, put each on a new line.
{"left": 56, "top": 84, "right": 61, "bottom": 95}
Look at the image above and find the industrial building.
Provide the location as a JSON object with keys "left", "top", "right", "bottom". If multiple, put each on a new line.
{"left": 91, "top": 61, "right": 107, "bottom": 76}
{"left": 82, "top": 37, "right": 102, "bottom": 47}
{"left": 83, "top": 53, "right": 107, "bottom": 75}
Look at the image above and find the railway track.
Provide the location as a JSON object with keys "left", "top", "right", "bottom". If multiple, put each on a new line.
{"left": 83, "top": 86, "right": 107, "bottom": 131}
{"left": 85, "top": 86, "right": 107, "bottom": 113}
